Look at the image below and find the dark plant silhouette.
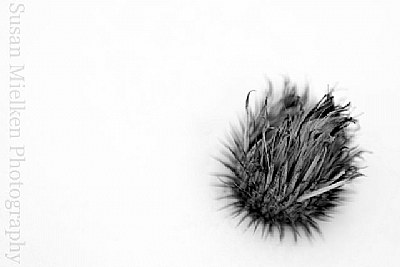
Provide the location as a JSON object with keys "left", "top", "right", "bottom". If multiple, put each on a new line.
{"left": 216, "top": 78, "right": 365, "bottom": 241}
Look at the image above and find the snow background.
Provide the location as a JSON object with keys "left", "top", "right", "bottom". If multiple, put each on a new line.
{"left": 1, "top": 0, "right": 400, "bottom": 266}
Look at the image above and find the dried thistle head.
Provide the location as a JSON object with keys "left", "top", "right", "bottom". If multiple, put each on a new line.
{"left": 216, "top": 79, "right": 364, "bottom": 241}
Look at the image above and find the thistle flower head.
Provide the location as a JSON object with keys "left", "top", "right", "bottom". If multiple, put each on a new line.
{"left": 216, "top": 79, "right": 364, "bottom": 240}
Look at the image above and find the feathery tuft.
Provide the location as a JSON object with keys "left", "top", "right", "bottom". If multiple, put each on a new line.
{"left": 216, "top": 79, "right": 365, "bottom": 240}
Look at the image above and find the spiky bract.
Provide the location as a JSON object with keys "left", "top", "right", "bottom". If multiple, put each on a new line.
{"left": 216, "top": 80, "right": 364, "bottom": 240}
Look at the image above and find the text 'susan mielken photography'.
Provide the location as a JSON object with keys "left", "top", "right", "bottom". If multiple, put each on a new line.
{"left": 6, "top": 1, "right": 26, "bottom": 264}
